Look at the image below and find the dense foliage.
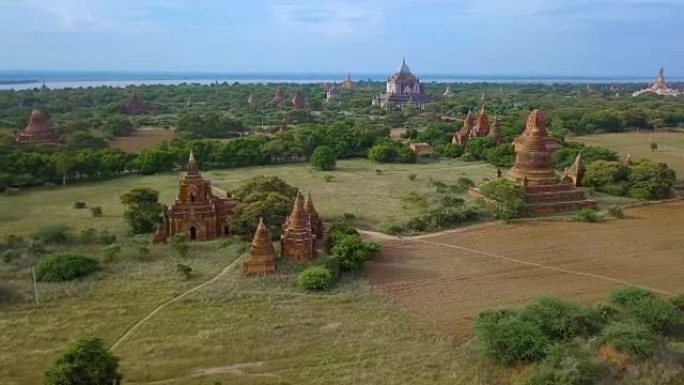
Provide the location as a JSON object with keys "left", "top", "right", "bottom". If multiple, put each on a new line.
{"left": 44, "top": 337, "right": 121, "bottom": 385}
{"left": 34, "top": 253, "right": 100, "bottom": 282}
{"left": 583, "top": 160, "right": 676, "bottom": 200}
{"left": 478, "top": 178, "right": 527, "bottom": 220}
{"left": 309, "top": 145, "right": 337, "bottom": 171}
{"left": 230, "top": 176, "right": 297, "bottom": 237}
{"left": 120, "top": 188, "right": 163, "bottom": 234}
{"left": 297, "top": 266, "right": 334, "bottom": 291}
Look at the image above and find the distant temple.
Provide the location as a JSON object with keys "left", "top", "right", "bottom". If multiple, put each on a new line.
{"left": 121, "top": 91, "right": 160, "bottom": 115}
{"left": 513, "top": 110, "right": 561, "bottom": 153}
{"left": 373, "top": 58, "right": 430, "bottom": 109}
{"left": 442, "top": 86, "right": 454, "bottom": 97}
{"left": 15, "top": 109, "right": 63, "bottom": 146}
{"left": 272, "top": 87, "right": 285, "bottom": 105}
{"left": 326, "top": 85, "right": 341, "bottom": 101}
{"left": 632, "top": 68, "right": 681, "bottom": 97}
{"left": 243, "top": 218, "right": 277, "bottom": 275}
{"left": 342, "top": 73, "right": 356, "bottom": 90}
{"left": 505, "top": 109, "right": 596, "bottom": 214}
{"left": 291, "top": 91, "right": 307, "bottom": 109}
{"left": 452, "top": 106, "right": 501, "bottom": 147}
{"left": 154, "top": 152, "right": 238, "bottom": 243}
{"left": 280, "top": 192, "right": 316, "bottom": 261}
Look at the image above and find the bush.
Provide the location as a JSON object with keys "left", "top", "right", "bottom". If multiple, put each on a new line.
{"left": 583, "top": 161, "right": 631, "bottom": 188}
{"left": 523, "top": 342, "right": 600, "bottom": 385}
{"left": 310, "top": 145, "right": 337, "bottom": 171}
{"left": 600, "top": 320, "right": 659, "bottom": 358}
{"left": 408, "top": 173, "right": 417, "bottom": 181}
{"left": 31, "top": 224, "right": 72, "bottom": 244}
{"left": 323, "top": 174, "right": 335, "bottom": 183}
{"left": 434, "top": 143, "right": 463, "bottom": 158}
{"left": 521, "top": 297, "right": 604, "bottom": 340}
{"left": 465, "top": 137, "right": 497, "bottom": 160}
{"left": 574, "top": 209, "right": 600, "bottom": 223}
{"left": 627, "top": 160, "right": 676, "bottom": 200}
{"left": 34, "top": 253, "right": 101, "bottom": 282}
{"left": 330, "top": 235, "right": 380, "bottom": 272}
{"left": 90, "top": 206, "right": 103, "bottom": 217}
{"left": 327, "top": 223, "right": 359, "bottom": 249}
{"left": 176, "top": 263, "right": 192, "bottom": 279}
{"left": 44, "top": 337, "right": 121, "bottom": 385}
{"left": 73, "top": 201, "right": 86, "bottom": 209}
{"left": 170, "top": 234, "right": 190, "bottom": 258}
{"left": 367, "top": 141, "right": 415, "bottom": 163}
{"left": 297, "top": 266, "right": 334, "bottom": 291}
{"left": 120, "top": 188, "right": 162, "bottom": 234}
{"left": 607, "top": 206, "right": 624, "bottom": 219}
{"left": 671, "top": 293, "right": 684, "bottom": 311}
{"left": 485, "top": 145, "right": 515, "bottom": 167}
{"left": 475, "top": 310, "right": 549, "bottom": 364}
{"left": 478, "top": 178, "right": 527, "bottom": 220}
{"left": 608, "top": 287, "right": 682, "bottom": 334}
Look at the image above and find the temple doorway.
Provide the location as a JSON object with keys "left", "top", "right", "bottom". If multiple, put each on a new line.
{"left": 189, "top": 226, "right": 197, "bottom": 240}
{"left": 223, "top": 226, "right": 229, "bottom": 236}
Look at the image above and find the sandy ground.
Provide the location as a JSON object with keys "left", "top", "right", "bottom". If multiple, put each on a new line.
{"left": 368, "top": 201, "right": 684, "bottom": 340}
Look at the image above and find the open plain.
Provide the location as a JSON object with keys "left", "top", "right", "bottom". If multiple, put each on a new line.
{"left": 368, "top": 200, "right": 684, "bottom": 340}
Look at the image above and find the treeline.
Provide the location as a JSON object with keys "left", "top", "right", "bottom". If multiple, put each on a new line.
{"left": 0, "top": 120, "right": 389, "bottom": 189}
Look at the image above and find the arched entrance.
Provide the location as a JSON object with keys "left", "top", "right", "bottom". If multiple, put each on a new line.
{"left": 189, "top": 226, "right": 197, "bottom": 240}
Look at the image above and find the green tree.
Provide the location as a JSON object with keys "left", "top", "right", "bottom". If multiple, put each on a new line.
{"left": 120, "top": 188, "right": 162, "bottom": 234}
{"left": 310, "top": 145, "right": 337, "bottom": 171}
{"left": 104, "top": 115, "right": 134, "bottom": 137}
{"left": 170, "top": 234, "right": 190, "bottom": 257}
{"left": 478, "top": 179, "right": 527, "bottom": 220}
{"left": 465, "top": 137, "right": 497, "bottom": 160}
{"left": 44, "top": 337, "right": 121, "bottom": 385}
{"left": 627, "top": 160, "right": 676, "bottom": 200}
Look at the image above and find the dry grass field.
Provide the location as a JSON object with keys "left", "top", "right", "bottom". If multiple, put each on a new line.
{"left": 108, "top": 127, "right": 177, "bottom": 153}
{"left": 0, "top": 158, "right": 496, "bottom": 236}
{"left": 574, "top": 130, "right": 684, "bottom": 179}
{"left": 368, "top": 201, "right": 684, "bottom": 340}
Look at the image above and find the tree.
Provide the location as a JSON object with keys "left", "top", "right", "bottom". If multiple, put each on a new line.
{"left": 44, "top": 337, "right": 121, "bottom": 385}
{"left": 120, "top": 188, "right": 162, "bottom": 234}
{"left": 627, "top": 160, "right": 676, "bottom": 200}
{"left": 583, "top": 161, "right": 631, "bottom": 188}
{"left": 478, "top": 179, "right": 527, "bottom": 220}
{"left": 104, "top": 115, "right": 134, "bottom": 137}
{"left": 310, "top": 145, "right": 337, "bottom": 171}
{"left": 230, "top": 176, "right": 298, "bottom": 236}
{"left": 465, "top": 137, "right": 497, "bottom": 160}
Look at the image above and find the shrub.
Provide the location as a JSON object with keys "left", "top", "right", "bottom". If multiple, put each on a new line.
{"left": 522, "top": 342, "right": 600, "bottom": 385}
{"left": 327, "top": 223, "right": 359, "bottom": 249}
{"left": 34, "top": 253, "right": 100, "bottom": 282}
{"left": 297, "top": 266, "right": 334, "bottom": 291}
{"left": 31, "top": 224, "right": 72, "bottom": 244}
{"left": 608, "top": 287, "right": 682, "bottom": 334}
{"left": 44, "top": 337, "right": 121, "bottom": 385}
{"left": 90, "top": 206, "right": 103, "bottom": 217}
{"left": 521, "top": 297, "right": 604, "bottom": 340}
{"left": 330, "top": 235, "right": 380, "bottom": 272}
{"left": 170, "top": 234, "right": 190, "bottom": 258}
{"left": 600, "top": 320, "right": 659, "bottom": 358}
{"left": 408, "top": 173, "right": 417, "bottom": 181}
{"left": 671, "top": 293, "right": 684, "bottom": 311}
{"left": 627, "top": 160, "right": 676, "bottom": 200}
{"left": 607, "top": 206, "right": 624, "bottom": 219}
{"left": 574, "top": 209, "right": 600, "bottom": 223}
{"left": 456, "top": 177, "right": 475, "bottom": 190}
{"left": 475, "top": 310, "right": 549, "bottom": 364}
{"left": 465, "top": 137, "right": 497, "bottom": 160}
{"left": 367, "top": 141, "right": 415, "bottom": 163}
{"left": 485, "top": 145, "right": 516, "bottom": 167}
{"left": 434, "top": 143, "right": 463, "bottom": 158}
{"left": 323, "top": 174, "right": 335, "bottom": 183}
{"left": 460, "top": 152, "right": 475, "bottom": 162}
{"left": 310, "top": 145, "right": 337, "bottom": 171}
{"left": 478, "top": 178, "right": 527, "bottom": 220}
{"left": 73, "top": 201, "right": 86, "bottom": 209}
{"left": 551, "top": 145, "right": 619, "bottom": 170}
{"left": 176, "top": 263, "right": 193, "bottom": 279}
{"left": 583, "top": 161, "right": 631, "bottom": 188}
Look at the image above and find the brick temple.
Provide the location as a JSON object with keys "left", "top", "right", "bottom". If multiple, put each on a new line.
{"left": 512, "top": 109, "right": 561, "bottom": 153}
{"left": 280, "top": 192, "right": 316, "bottom": 261}
{"left": 506, "top": 110, "right": 597, "bottom": 215}
{"left": 452, "top": 106, "right": 502, "bottom": 147}
{"left": 15, "top": 109, "right": 63, "bottom": 146}
{"left": 243, "top": 218, "right": 277, "bottom": 275}
{"left": 154, "top": 152, "right": 238, "bottom": 243}
{"left": 121, "top": 91, "right": 160, "bottom": 115}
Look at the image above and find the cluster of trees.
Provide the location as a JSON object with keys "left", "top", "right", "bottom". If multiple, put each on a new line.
{"left": 584, "top": 159, "right": 677, "bottom": 200}
{"left": 475, "top": 288, "right": 683, "bottom": 384}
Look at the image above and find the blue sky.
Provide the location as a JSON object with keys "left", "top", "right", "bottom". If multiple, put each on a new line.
{"left": 0, "top": 0, "right": 682, "bottom": 76}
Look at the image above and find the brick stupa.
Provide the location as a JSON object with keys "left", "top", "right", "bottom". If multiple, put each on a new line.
{"left": 15, "top": 109, "right": 63, "bottom": 146}
{"left": 243, "top": 218, "right": 277, "bottom": 275}
{"left": 121, "top": 91, "right": 160, "bottom": 115}
{"left": 513, "top": 109, "right": 561, "bottom": 153}
{"left": 452, "top": 110, "right": 474, "bottom": 146}
{"left": 154, "top": 152, "right": 238, "bottom": 243}
{"left": 507, "top": 110, "right": 596, "bottom": 214}
{"left": 280, "top": 192, "right": 315, "bottom": 261}
{"left": 470, "top": 105, "right": 490, "bottom": 137}
{"left": 487, "top": 114, "right": 503, "bottom": 146}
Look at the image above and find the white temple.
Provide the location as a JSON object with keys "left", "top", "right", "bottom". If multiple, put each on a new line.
{"left": 632, "top": 68, "right": 681, "bottom": 97}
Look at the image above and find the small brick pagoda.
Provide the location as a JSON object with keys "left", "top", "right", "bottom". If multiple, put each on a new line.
{"left": 487, "top": 114, "right": 503, "bottom": 146}
{"left": 507, "top": 110, "right": 597, "bottom": 214}
{"left": 470, "top": 105, "right": 491, "bottom": 137}
{"left": 281, "top": 192, "right": 315, "bottom": 261}
{"left": 121, "top": 91, "right": 160, "bottom": 115}
{"left": 15, "top": 109, "right": 63, "bottom": 146}
{"left": 154, "top": 152, "right": 238, "bottom": 243}
{"left": 291, "top": 91, "right": 307, "bottom": 109}
{"left": 561, "top": 153, "right": 586, "bottom": 187}
{"left": 272, "top": 87, "right": 285, "bottom": 105}
{"left": 342, "top": 73, "right": 356, "bottom": 90}
{"left": 243, "top": 218, "right": 277, "bottom": 275}
{"left": 453, "top": 106, "right": 501, "bottom": 147}
{"left": 452, "top": 110, "right": 474, "bottom": 146}
{"left": 513, "top": 109, "right": 561, "bottom": 153}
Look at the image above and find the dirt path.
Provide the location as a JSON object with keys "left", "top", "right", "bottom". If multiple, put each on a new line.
{"left": 110, "top": 255, "right": 243, "bottom": 351}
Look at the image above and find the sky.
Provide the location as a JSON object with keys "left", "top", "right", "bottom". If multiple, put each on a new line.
{"left": 0, "top": 0, "right": 682, "bottom": 76}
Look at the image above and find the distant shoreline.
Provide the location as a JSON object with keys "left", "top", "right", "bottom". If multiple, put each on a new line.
{"left": 0, "top": 70, "right": 677, "bottom": 91}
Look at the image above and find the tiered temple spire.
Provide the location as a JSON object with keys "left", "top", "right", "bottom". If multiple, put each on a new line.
{"left": 513, "top": 109, "right": 561, "bottom": 153}
{"left": 562, "top": 153, "right": 586, "bottom": 187}
{"left": 15, "top": 109, "right": 63, "bottom": 146}
{"left": 243, "top": 218, "right": 277, "bottom": 275}
{"left": 280, "top": 192, "right": 315, "bottom": 261}
{"left": 305, "top": 190, "right": 323, "bottom": 238}
{"left": 487, "top": 114, "right": 503, "bottom": 146}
